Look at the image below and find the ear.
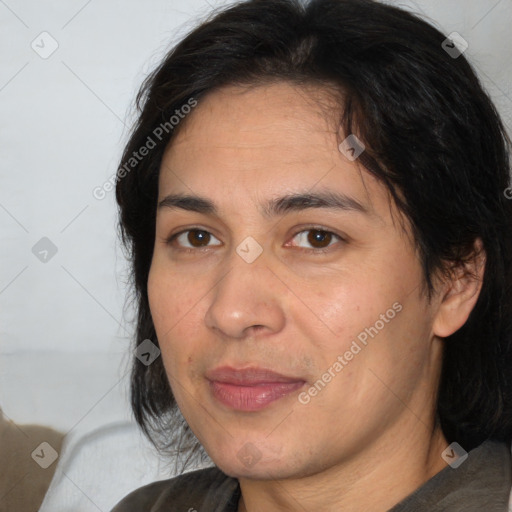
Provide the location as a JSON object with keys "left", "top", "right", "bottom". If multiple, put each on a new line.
{"left": 432, "top": 238, "right": 486, "bottom": 338}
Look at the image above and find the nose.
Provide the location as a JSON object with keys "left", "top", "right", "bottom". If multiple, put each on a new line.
{"left": 204, "top": 246, "right": 286, "bottom": 340}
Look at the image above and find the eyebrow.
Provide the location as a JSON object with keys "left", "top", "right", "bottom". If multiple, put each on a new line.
{"left": 158, "top": 190, "right": 371, "bottom": 219}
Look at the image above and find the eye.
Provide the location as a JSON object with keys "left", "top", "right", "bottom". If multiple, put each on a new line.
{"left": 287, "top": 227, "right": 344, "bottom": 254}
{"left": 167, "top": 228, "right": 222, "bottom": 252}
{"left": 166, "top": 226, "right": 345, "bottom": 254}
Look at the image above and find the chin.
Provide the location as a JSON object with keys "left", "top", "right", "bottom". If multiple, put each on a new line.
{"left": 206, "top": 440, "right": 308, "bottom": 480}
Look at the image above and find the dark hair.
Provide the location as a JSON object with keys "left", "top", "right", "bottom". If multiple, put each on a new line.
{"left": 115, "top": 0, "right": 512, "bottom": 467}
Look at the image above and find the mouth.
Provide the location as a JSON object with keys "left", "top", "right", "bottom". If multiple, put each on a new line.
{"left": 206, "top": 366, "right": 306, "bottom": 412}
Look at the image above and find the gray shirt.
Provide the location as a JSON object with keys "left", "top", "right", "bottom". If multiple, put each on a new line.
{"left": 111, "top": 439, "right": 511, "bottom": 511}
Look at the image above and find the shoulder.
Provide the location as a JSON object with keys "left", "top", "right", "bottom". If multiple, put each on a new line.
{"left": 110, "top": 466, "right": 239, "bottom": 512}
{"left": 390, "top": 439, "right": 512, "bottom": 512}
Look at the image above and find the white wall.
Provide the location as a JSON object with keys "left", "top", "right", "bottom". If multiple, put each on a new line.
{"left": 1, "top": 0, "right": 511, "bottom": 435}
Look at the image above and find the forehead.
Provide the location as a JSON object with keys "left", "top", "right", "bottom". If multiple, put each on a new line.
{"left": 158, "top": 82, "right": 398, "bottom": 227}
{"left": 166, "top": 82, "right": 340, "bottom": 159}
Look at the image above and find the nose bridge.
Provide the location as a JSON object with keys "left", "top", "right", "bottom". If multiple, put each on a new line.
{"left": 204, "top": 240, "right": 286, "bottom": 339}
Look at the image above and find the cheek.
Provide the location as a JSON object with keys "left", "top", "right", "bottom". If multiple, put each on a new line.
{"left": 304, "top": 272, "right": 427, "bottom": 389}
{"left": 300, "top": 244, "right": 416, "bottom": 343}
{"left": 302, "top": 275, "right": 389, "bottom": 350}
{"left": 148, "top": 269, "right": 185, "bottom": 374}
{"left": 148, "top": 262, "right": 198, "bottom": 334}
{"left": 147, "top": 263, "right": 208, "bottom": 377}
{"left": 147, "top": 264, "right": 169, "bottom": 327}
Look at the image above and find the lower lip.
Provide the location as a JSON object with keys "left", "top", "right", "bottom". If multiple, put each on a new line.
{"left": 209, "top": 380, "right": 305, "bottom": 411}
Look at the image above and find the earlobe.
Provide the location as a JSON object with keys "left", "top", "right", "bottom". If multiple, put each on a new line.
{"left": 432, "top": 238, "right": 486, "bottom": 339}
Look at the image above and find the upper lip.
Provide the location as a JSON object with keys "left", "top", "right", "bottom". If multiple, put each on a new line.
{"left": 206, "top": 366, "right": 305, "bottom": 385}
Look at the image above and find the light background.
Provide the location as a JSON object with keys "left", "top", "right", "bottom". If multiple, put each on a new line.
{"left": 1, "top": 0, "right": 511, "bottom": 438}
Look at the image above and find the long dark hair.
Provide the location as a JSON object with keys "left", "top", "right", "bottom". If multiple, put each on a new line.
{"left": 115, "top": 0, "right": 512, "bottom": 469}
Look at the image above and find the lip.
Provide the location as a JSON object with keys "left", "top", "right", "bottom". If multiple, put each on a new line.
{"left": 206, "top": 366, "right": 306, "bottom": 411}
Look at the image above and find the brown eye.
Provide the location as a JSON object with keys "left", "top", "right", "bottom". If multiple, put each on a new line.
{"left": 186, "top": 229, "right": 211, "bottom": 247}
{"left": 290, "top": 228, "right": 342, "bottom": 252}
{"left": 167, "top": 229, "right": 222, "bottom": 250}
{"left": 307, "top": 230, "right": 333, "bottom": 249}
{"left": 167, "top": 226, "right": 343, "bottom": 254}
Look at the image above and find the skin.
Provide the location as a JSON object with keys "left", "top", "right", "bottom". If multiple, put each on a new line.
{"left": 147, "top": 82, "right": 485, "bottom": 512}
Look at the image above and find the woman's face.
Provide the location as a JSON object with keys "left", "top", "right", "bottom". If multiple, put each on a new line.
{"left": 147, "top": 82, "right": 445, "bottom": 480}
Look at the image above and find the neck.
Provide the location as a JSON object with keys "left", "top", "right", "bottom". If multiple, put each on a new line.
{"left": 237, "top": 422, "right": 449, "bottom": 512}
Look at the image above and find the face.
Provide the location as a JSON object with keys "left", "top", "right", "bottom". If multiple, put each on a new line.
{"left": 147, "top": 82, "right": 444, "bottom": 480}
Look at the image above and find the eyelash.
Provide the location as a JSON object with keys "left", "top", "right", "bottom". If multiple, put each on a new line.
{"left": 165, "top": 226, "right": 345, "bottom": 255}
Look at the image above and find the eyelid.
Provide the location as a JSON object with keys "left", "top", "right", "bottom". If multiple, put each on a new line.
{"left": 166, "top": 227, "right": 222, "bottom": 250}
{"left": 165, "top": 224, "right": 346, "bottom": 254}
{"left": 286, "top": 226, "right": 345, "bottom": 252}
